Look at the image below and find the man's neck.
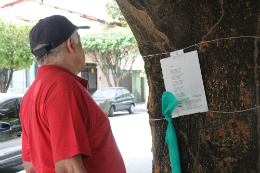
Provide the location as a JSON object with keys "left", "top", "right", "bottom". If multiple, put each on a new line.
{"left": 42, "top": 56, "right": 78, "bottom": 75}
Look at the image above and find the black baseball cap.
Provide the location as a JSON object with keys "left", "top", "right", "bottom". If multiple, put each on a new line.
{"left": 29, "top": 15, "right": 90, "bottom": 57}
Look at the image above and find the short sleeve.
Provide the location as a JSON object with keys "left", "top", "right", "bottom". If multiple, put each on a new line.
{"left": 46, "top": 89, "right": 91, "bottom": 163}
{"left": 22, "top": 127, "right": 31, "bottom": 161}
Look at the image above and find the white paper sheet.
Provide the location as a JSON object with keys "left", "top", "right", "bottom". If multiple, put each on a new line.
{"left": 160, "top": 50, "right": 208, "bottom": 118}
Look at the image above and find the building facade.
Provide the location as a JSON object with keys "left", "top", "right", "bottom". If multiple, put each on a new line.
{"left": 7, "top": 63, "right": 37, "bottom": 95}
{"left": 2, "top": 0, "right": 147, "bottom": 103}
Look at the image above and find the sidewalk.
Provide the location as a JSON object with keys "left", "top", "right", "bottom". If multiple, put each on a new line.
{"left": 124, "top": 156, "right": 152, "bottom": 173}
{"left": 135, "top": 103, "right": 148, "bottom": 111}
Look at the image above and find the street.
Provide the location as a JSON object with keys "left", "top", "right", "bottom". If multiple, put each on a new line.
{"left": 1, "top": 104, "right": 153, "bottom": 173}
{"left": 110, "top": 104, "right": 152, "bottom": 173}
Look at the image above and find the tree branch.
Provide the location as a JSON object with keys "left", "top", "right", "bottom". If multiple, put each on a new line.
{"left": 5, "top": 68, "right": 13, "bottom": 92}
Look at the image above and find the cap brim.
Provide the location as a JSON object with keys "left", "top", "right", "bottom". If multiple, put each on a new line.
{"left": 76, "top": 26, "right": 90, "bottom": 29}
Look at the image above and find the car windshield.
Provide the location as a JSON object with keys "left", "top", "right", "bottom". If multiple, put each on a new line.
{"left": 92, "top": 89, "right": 117, "bottom": 98}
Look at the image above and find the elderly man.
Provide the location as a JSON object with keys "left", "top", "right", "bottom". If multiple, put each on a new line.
{"left": 20, "top": 15, "right": 126, "bottom": 173}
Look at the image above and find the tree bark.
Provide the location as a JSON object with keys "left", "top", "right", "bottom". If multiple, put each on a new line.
{"left": 116, "top": 0, "right": 260, "bottom": 172}
{"left": 0, "top": 68, "right": 13, "bottom": 93}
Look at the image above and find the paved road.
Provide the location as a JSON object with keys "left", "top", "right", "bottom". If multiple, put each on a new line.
{"left": 110, "top": 105, "right": 153, "bottom": 173}
{"left": 1, "top": 104, "right": 153, "bottom": 173}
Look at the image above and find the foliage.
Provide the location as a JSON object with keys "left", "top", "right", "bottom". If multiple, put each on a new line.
{"left": 82, "top": 28, "right": 139, "bottom": 87}
{"left": 83, "top": 27, "right": 137, "bottom": 52}
{"left": 106, "top": 0, "right": 128, "bottom": 27}
{"left": 0, "top": 18, "right": 34, "bottom": 93}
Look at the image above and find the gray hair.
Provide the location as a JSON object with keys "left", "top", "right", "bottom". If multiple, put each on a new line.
{"left": 33, "top": 30, "right": 79, "bottom": 66}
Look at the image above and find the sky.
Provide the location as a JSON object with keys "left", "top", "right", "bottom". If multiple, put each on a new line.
{"left": 0, "top": 0, "right": 114, "bottom": 36}
{"left": 42, "top": 0, "right": 109, "bottom": 20}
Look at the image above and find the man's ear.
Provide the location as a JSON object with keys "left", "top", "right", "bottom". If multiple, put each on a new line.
{"left": 66, "top": 37, "right": 75, "bottom": 54}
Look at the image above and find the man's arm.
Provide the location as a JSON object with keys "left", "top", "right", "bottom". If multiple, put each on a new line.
{"left": 55, "top": 154, "right": 87, "bottom": 173}
{"left": 23, "top": 161, "right": 36, "bottom": 173}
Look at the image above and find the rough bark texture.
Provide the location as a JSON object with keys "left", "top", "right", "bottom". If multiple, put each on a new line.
{"left": 0, "top": 68, "right": 13, "bottom": 93}
{"left": 116, "top": 0, "right": 260, "bottom": 172}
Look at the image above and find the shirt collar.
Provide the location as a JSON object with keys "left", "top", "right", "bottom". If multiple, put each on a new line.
{"left": 37, "top": 65, "right": 89, "bottom": 89}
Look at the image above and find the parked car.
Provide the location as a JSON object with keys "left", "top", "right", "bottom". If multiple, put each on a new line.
{"left": 0, "top": 93, "right": 23, "bottom": 169}
{"left": 92, "top": 87, "right": 136, "bottom": 117}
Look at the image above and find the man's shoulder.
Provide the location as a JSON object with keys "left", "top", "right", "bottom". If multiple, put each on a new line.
{"left": 28, "top": 68, "right": 82, "bottom": 98}
{"left": 42, "top": 68, "right": 77, "bottom": 85}
{"left": 37, "top": 66, "right": 77, "bottom": 82}
{"left": 44, "top": 68, "right": 71, "bottom": 78}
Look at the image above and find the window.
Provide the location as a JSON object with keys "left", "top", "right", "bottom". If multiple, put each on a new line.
{"left": 89, "top": 73, "right": 97, "bottom": 89}
{"left": 0, "top": 100, "right": 19, "bottom": 121}
{"left": 0, "top": 100, "right": 21, "bottom": 141}
{"left": 81, "top": 63, "right": 97, "bottom": 94}
{"left": 10, "top": 79, "right": 13, "bottom": 88}
{"left": 116, "top": 90, "right": 123, "bottom": 98}
{"left": 122, "top": 88, "right": 130, "bottom": 97}
{"left": 92, "top": 89, "right": 117, "bottom": 98}
{"left": 26, "top": 69, "right": 30, "bottom": 88}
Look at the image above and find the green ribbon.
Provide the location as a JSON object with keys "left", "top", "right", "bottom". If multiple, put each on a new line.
{"left": 162, "top": 91, "right": 187, "bottom": 173}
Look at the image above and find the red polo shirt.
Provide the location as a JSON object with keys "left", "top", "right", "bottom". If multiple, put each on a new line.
{"left": 20, "top": 65, "right": 126, "bottom": 173}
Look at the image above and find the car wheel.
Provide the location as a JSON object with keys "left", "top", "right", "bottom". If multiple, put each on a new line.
{"left": 109, "top": 106, "right": 114, "bottom": 117}
{"left": 129, "top": 104, "right": 135, "bottom": 114}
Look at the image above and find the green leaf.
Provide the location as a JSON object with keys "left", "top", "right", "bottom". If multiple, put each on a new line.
{"left": 81, "top": 26, "right": 139, "bottom": 87}
{"left": 0, "top": 18, "right": 34, "bottom": 69}
{"left": 106, "top": 0, "right": 128, "bottom": 27}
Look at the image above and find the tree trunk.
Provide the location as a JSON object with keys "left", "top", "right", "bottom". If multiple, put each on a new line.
{"left": 116, "top": 0, "right": 260, "bottom": 172}
{"left": 0, "top": 68, "right": 13, "bottom": 93}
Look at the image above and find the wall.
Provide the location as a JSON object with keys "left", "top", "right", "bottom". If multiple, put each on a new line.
{"left": 132, "top": 70, "right": 146, "bottom": 103}
{"left": 84, "top": 54, "right": 111, "bottom": 90}
{"left": 84, "top": 53, "right": 147, "bottom": 102}
{"left": 7, "top": 63, "right": 36, "bottom": 94}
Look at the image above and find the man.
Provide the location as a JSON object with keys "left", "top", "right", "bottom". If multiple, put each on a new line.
{"left": 20, "top": 15, "right": 126, "bottom": 173}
